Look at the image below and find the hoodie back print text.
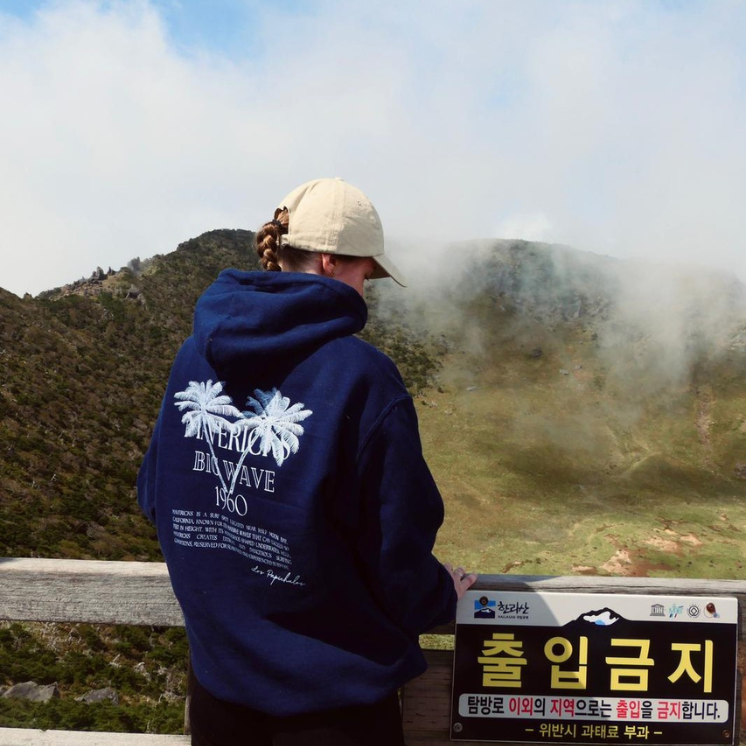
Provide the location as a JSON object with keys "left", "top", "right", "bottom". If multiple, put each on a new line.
{"left": 170, "top": 379, "right": 312, "bottom": 585}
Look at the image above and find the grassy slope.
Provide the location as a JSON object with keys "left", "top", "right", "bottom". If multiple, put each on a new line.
{"left": 422, "top": 305, "right": 746, "bottom": 580}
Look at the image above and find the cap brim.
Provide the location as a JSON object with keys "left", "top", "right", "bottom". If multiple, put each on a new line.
{"left": 371, "top": 253, "right": 407, "bottom": 287}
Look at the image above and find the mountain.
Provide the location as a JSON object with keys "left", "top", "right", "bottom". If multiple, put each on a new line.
{"left": 2, "top": 232, "right": 746, "bottom": 576}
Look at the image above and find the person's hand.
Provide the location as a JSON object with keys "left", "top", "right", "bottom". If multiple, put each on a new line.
{"left": 444, "top": 562, "right": 478, "bottom": 600}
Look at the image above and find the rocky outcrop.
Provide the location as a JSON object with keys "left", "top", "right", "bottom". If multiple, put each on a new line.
{"left": 76, "top": 687, "right": 119, "bottom": 705}
{"left": 2, "top": 681, "right": 60, "bottom": 701}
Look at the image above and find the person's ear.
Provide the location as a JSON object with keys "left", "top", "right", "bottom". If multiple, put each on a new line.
{"left": 320, "top": 253, "right": 337, "bottom": 278}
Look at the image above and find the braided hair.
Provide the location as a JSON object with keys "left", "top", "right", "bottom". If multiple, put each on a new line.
{"left": 255, "top": 208, "right": 288, "bottom": 272}
{"left": 255, "top": 207, "right": 316, "bottom": 272}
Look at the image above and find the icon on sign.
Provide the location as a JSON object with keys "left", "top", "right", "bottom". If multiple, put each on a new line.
{"left": 474, "top": 596, "right": 496, "bottom": 619}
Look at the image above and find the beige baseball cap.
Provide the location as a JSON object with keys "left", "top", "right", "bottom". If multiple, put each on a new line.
{"left": 277, "top": 177, "right": 407, "bottom": 287}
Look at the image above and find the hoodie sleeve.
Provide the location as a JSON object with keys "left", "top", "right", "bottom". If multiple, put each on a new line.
{"left": 354, "top": 397, "right": 457, "bottom": 637}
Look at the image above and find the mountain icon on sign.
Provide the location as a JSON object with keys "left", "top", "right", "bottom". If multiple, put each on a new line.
{"left": 576, "top": 608, "right": 623, "bottom": 626}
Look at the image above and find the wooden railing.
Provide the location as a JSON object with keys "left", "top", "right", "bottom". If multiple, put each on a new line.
{"left": 1, "top": 558, "right": 744, "bottom": 745}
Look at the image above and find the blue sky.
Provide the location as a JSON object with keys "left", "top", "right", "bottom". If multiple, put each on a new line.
{"left": 150, "top": 0, "right": 260, "bottom": 56}
{"left": 1, "top": 0, "right": 746, "bottom": 296}
{"left": 2, "top": 0, "right": 279, "bottom": 57}
{"left": 148, "top": 0, "right": 312, "bottom": 59}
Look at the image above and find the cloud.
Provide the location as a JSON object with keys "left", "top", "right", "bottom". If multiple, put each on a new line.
{"left": 0, "top": 1, "right": 261, "bottom": 294}
{"left": 496, "top": 213, "right": 554, "bottom": 243}
{"left": 1, "top": 0, "right": 746, "bottom": 296}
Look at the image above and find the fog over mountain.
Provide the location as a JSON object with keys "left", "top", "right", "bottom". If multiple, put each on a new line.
{"left": 386, "top": 236, "right": 746, "bottom": 397}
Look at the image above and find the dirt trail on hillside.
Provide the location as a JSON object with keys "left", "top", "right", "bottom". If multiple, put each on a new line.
{"left": 572, "top": 529, "right": 704, "bottom": 577}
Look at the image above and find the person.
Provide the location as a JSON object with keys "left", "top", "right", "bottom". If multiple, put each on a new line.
{"left": 137, "top": 177, "right": 477, "bottom": 745}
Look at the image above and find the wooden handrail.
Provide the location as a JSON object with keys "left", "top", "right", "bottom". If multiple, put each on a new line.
{"left": 0, "top": 729, "right": 188, "bottom": 745}
{"left": 0, "top": 558, "right": 182, "bottom": 626}
{"left": 2, "top": 557, "right": 745, "bottom": 631}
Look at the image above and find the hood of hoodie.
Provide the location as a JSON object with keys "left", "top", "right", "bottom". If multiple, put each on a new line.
{"left": 193, "top": 270, "right": 368, "bottom": 374}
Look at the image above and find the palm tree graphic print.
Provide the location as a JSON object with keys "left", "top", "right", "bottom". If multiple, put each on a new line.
{"left": 174, "top": 380, "right": 313, "bottom": 495}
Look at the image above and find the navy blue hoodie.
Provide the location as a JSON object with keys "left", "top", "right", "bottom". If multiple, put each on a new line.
{"left": 138, "top": 269, "right": 456, "bottom": 716}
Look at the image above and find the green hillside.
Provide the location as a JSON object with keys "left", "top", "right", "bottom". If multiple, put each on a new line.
{"left": 1, "top": 230, "right": 256, "bottom": 560}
